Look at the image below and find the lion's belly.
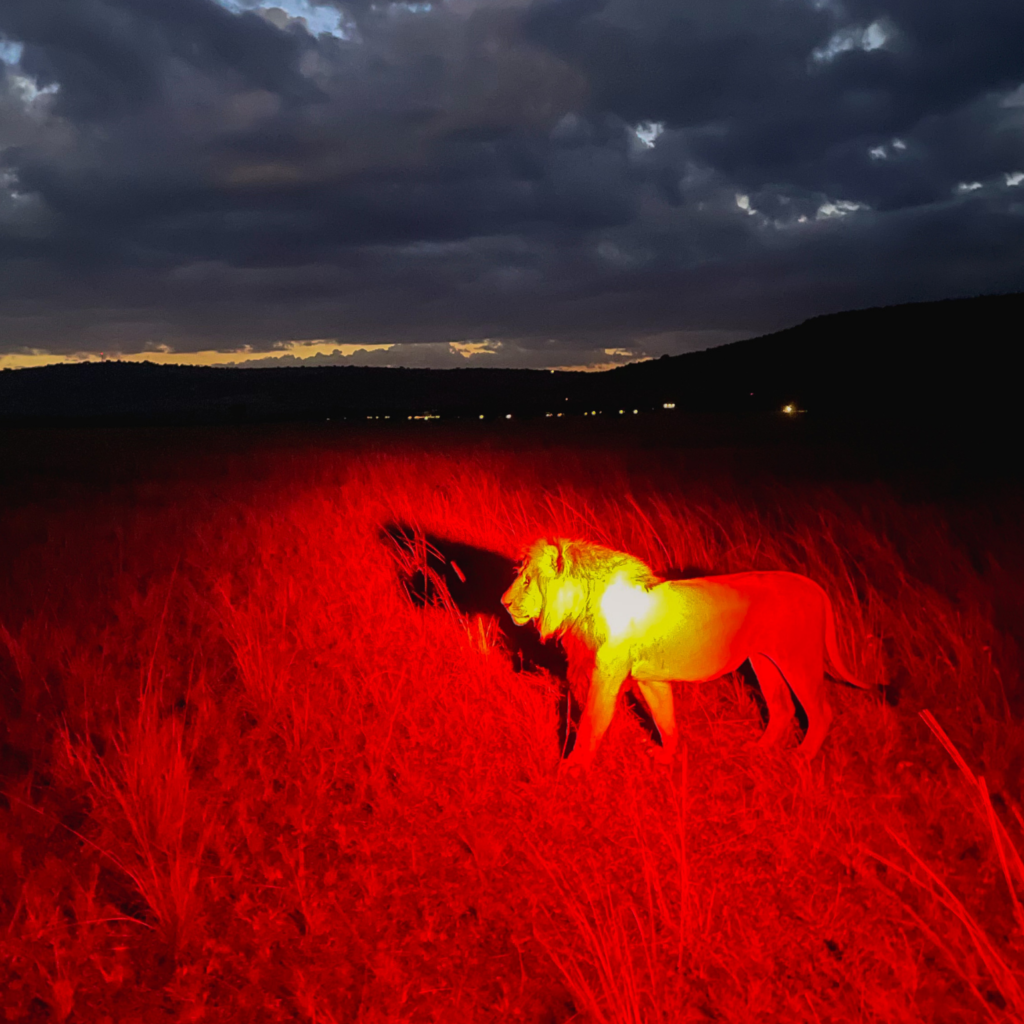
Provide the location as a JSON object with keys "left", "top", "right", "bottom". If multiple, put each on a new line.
{"left": 631, "top": 632, "right": 747, "bottom": 683}
{"left": 627, "top": 579, "right": 754, "bottom": 684}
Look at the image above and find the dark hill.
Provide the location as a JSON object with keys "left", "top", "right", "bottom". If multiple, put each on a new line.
{"left": 0, "top": 361, "right": 574, "bottom": 423}
{"left": 0, "top": 293, "right": 1019, "bottom": 425}
{"left": 593, "top": 292, "right": 1021, "bottom": 415}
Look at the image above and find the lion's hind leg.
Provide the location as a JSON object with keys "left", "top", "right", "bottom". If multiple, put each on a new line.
{"left": 766, "top": 651, "right": 834, "bottom": 760}
{"left": 749, "top": 653, "right": 796, "bottom": 749}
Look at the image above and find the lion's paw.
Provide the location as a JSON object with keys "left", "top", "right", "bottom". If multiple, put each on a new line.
{"left": 648, "top": 745, "right": 674, "bottom": 766}
{"left": 559, "top": 756, "right": 588, "bottom": 776}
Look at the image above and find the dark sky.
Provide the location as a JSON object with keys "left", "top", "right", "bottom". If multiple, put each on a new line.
{"left": 1, "top": 0, "right": 1022, "bottom": 369}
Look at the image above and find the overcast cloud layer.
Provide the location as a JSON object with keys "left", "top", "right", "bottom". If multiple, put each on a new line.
{"left": 1, "top": 0, "right": 1022, "bottom": 368}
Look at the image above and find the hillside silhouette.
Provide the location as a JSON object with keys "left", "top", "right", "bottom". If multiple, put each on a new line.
{"left": 1, "top": 293, "right": 1019, "bottom": 424}
{"left": 596, "top": 292, "right": 1020, "bottom": 415}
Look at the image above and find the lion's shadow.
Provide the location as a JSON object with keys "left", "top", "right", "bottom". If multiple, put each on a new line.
{"left": 380, "top": 524, "right": 781, "bottom": 755}
{"left": 381, "top": 523, "right": 583, "bottom": 753}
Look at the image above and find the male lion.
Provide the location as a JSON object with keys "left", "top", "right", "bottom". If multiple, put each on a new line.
{"left": 501, "top": 539, "right": 869, "bottom": 768}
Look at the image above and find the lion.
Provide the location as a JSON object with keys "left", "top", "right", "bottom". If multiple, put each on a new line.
{"left": 501, "top": 539, "right": 870, "bottom": 768}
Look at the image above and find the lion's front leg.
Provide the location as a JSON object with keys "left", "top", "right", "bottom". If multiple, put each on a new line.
{"left": 563, "top": 651, "right": 629, "bottom": 770}
{"left": 635, "top": 678, "right": 677, "bottom": 764}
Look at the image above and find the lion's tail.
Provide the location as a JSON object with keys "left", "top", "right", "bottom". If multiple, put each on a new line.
{"left": 824, "top": 591, "right": 872, "bottom": 689}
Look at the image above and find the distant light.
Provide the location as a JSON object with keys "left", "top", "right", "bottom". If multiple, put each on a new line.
{"left": 479, "top": 414, "right": 485, "bottom": 419}
{"left": 591, "top": 410, "right": 597, "bottom": 415}
{"left": 557, "top": 413, "right": 563, "bottom": 418}
{"left": 782, "top": 404, "right": 795, "bottom": 415}
{"left": 633, "top": 409, "right": 638, "bottom": 414}
{"left": 619, "top": 409, "right": 625, "bottom": 415}
{"left": 505, "top": 414, "right": 512, "bottom": 420}
{"left": 546, "top": 412, "right": 553, "bottom": 417}
{"left": 663, "top": 402, "right": 676, "bottom": 410}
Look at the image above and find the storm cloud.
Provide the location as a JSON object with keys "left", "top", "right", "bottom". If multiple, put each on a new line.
{"left": 1, "top": 0, "right": 1021, "bottom": 367}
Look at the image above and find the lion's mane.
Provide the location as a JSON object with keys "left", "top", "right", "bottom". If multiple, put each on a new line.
{"left": 525, "top": 538, "right": 660, "bottom": 646}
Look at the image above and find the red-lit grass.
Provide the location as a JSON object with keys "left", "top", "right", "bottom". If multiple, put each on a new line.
{"left": 0, "top": 427, "right": 1022, "bottom": 1022}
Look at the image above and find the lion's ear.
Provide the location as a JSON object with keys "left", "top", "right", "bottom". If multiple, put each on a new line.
{"left": 538, "top": 543, "right": 562, "bottom": 577}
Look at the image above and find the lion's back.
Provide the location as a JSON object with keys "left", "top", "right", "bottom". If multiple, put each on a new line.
{"left": 665, "top": 571, "right": 828, "bottom": 645}
{"left": 622, "top": 572, "right": 827, "bottom": 682}
{"left": 685, "top": 570, "right": 825, "bottom": 593}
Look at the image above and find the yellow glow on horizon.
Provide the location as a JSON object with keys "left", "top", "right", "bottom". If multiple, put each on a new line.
{"left": 549, "top": 355, "right": 654, "bottom": 373}
{"left": 551, "top": 362, "right": 622, "bottom": 373}
{"left": 0, "top": 341, "right": 653, "bottom": 373}
{"left": 0, "top": 340, "right": 395, "bottom": 370}
{"left": 0, "top": 351, "right": 99, "bottom": 370}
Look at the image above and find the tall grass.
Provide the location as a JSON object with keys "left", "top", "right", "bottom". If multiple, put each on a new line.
{"left": 0, "top": 427, "right": 1021, "bottom": 1022}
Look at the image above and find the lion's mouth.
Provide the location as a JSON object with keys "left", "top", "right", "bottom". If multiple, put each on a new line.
{"left": 507, "top": 610, "right": 533, "bottom": 626}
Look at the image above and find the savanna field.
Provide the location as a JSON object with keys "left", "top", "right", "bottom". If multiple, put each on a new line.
{"left": 1, "top": 421, "right": 1022, "bottom": 1023}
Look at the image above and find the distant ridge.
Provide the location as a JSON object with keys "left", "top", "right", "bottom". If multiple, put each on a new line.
{"left": 595, "top": 292, "right": 1021, "bottom": 414}
{"left": 0, "top": 361, "right": 572, "bottom": 423}
{"left": 1, "top": 293, "right": 1019, "bottom": 424}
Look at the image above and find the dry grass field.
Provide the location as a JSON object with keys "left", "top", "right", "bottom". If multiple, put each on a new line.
{"left": 0, "top": 422, "right": 1022, "bottom": 1023}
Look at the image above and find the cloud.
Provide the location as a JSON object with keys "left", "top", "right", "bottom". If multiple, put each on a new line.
{"left": 0, "top": 0, "right": 1022, "bottom": 366}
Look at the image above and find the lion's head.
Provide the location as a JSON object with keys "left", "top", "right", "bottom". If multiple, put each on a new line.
{"left": 502, "top": 540, "right": 560, "bottom": 631}
{"left": 502, "top": 539, "right": 659, "bottom": 642}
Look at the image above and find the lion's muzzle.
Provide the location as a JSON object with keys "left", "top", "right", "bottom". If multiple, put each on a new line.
{"left": 501, "top": 582, "right": 534, "bottom": 626}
